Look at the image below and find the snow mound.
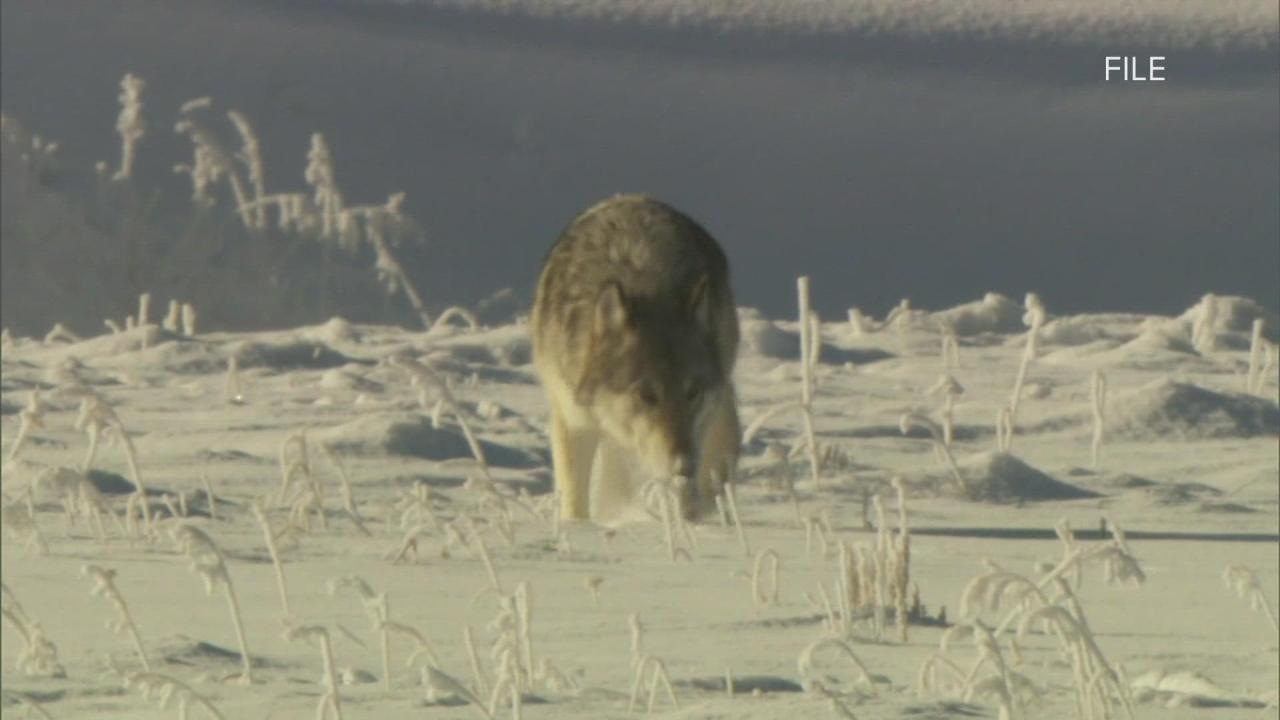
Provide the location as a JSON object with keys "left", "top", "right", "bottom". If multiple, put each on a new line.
{"left": 1038, "top": 313, "right": 1148, "bottom": 347}
{"left": 915, "top": 451, "right": 1097, "bottom": 502}
{"left": 739, "top": 308, "right": 798, "bottom": 359}
{"left": 1108, "top": 380, "right": 1280, "bottom": 440}
{"left": 316, "top": 412, "right": 541, "bottom": 468}
{"left": 1130, "top": 670, "right": 1268, "bottom": 708}
{"left": 1175, "top": 295, "right": 1279, "bottom": 342}
{"left": 928, "top": 293, "right": 1023, "bottom": 337}
{"left": 232, "top": 338, "right": 356, "bottom": 371}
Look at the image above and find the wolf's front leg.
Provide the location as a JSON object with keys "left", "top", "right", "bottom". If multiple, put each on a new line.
{"left": 551, "top": 410, "right": 599, "bottom": 521}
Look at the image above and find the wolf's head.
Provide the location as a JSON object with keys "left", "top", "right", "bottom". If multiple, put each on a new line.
{"left": 576, "top": 279, "right": 726, "bottom": 481}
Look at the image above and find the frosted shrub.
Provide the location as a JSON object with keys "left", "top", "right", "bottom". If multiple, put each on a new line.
{"left": 82, "top": 564, "right": 150, "bottom": 670}
{"left": 112, "top": 73, "right": 146, "bottom": 181}
{"left": 170, "top": 523, "right": 253, "bottom": 683}
{"left": 121, "top": 671, "right": 227, "bottom": 720}
{"left": 922, "top": 520, "right": 1143, "bottom": 719}
{"left": 1221, "top": 565, "right": 1279, "bottom": 637}
{"left": 283, "top": 623, "right": 344, "bottom": 720}
{"left": 0, "top": 583, "right": 65, "bottom": 678}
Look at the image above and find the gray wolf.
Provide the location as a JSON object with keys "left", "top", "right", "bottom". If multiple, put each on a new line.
{"left": 532, "top": 194, "right": 740, "bottom": 521}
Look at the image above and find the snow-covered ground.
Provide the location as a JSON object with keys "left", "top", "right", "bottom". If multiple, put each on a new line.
{"left": 2, "top": 295, "right": 1277, "bottom": 719}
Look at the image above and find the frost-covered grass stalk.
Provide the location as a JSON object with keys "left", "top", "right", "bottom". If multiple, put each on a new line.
{"left": 797, "top": 276, "right": 823, "bottom": 487}
{"left": 899, "top": 412, "right": 967, "bottom": 494}
{"left": 390, "top": 355, "right": 491, "bottom": 480}
{"left": 170, "top": 523, "right": 253, "bottom": 683}
{"left": 1005, "top": 293, "right": 1046, "bottom": 448}
{"left": 224, "top": 356, "right": 243, "bottom": 404}
{"left": 1090, "top": 370, "right": 1107, "bottom": 469}
{"left": 1222, "top": 565, "right": 1279, "bottom": 637}
{"left": 122, "top": 671, "right": 228, "bottom": 720}
{"left": 7, "top": 391, "right": 45, "bottom": 463}
{"left": 327, "top": 575, "right": 393, "bottom": 691}
{"left": 227, "top": 111, "right": 267, "bottom": 230}
{"left": 82, "top": 564, "right": 150, "bottom": 670}
{"left": 891, "top": 477, "right": 912, "bottom": 643}
{"left": 163, "top": 299, "right": 181, "bottom": 332}
{"left": 252, "top": 501, "right": 292, "bottom": 617}
{"left": 751, "top": 548, "right": 781, "bottom": 607}
{"left": 284, "top": 623, "right": 343, "bottom": 720}
{"left": 797, "top": 636, "right": 878, "bottom": 695}
{"left": 181, "top": 302, "right": 197, "bottom": 337}
{"left": 927, "top": 375, "right": 963, "bottom": 448}
{"left": 0, "top": 582, "right": 65, "bottom": 677}
{"left": 320, "top": 444, "right": 370, "bottom": 535}
{"left": 923, "top": 519, "right": 1144, "bottom": 720}
{"left": 72, "top": 389, "right": 152, "bottom": 529}
{"left": 995, "top": 407, "right": 1013, "bottom": 454}
{"left": 137, "top": 292, "right": 151, "bottom": 328}
{"left": 941, "top": 326, "right": 961, "bottom": 369}
{"left": 112, "top": 73, "right": 145, "bottom": 181}
{"left": 1245, "top": 319, "right": 1269, "bottom": 395}
{"left": 174, "top": 106, "right": 250, "bottom": 225}
{"left": 628, "top": 655, "right": 679, "bottom": 713}
{"left": 722, "top": 476, "right": 751, "bottom": 557}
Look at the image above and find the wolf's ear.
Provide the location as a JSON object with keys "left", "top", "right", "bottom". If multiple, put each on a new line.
{"left": 688, "top": 274, "right": 711, "bottom": 327}
{"left": 594, "top": 282, "right": 628, "bottom": 334}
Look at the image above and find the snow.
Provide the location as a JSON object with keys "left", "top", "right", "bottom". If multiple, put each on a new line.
{"left": 2, "top": 301, "right": 1277, "bottom": 719}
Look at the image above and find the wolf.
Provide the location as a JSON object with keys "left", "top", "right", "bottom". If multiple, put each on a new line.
{"left": 532, "top": 194, "right": 741, "bottom": 522}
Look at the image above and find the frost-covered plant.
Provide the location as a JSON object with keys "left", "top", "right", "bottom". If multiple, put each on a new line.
{"left": 629, "top": 655, "right": 678, "bottom": 713}
{"left": 227, "top": 111, "right": 267, "bottom": 230}
{"left": 1191, "top": 293, "right": 1218, "bottom": 353}
{"left": 327, "top": 575, "right": 393, "bottom": 691}
{"left": 940, "top": 324, "right": 961, "bottom": 370}
{"left": 926, "top": 375, "right": 963, "bottom": 447}
{"left": 283, "top": 622, "right": 343, "bottom": 719}
{"left": 174, "top": 102, "right": 251, "bottom": 227}
{"left": 43, "top": 322, "right": 81, "bottom": 344}
{"left": 1221, "top": 565, "right": 1279, "bottom": 637}
{"left": 112, "top": 73, "right": 146, "bottom": 181}
{"left": 7, "top": 391, "right": 46, "bottom": 463}
{"left": 181, "top": 303, "right": 198, "bottom": 337}
{"left": 751, "top": 548, "right": 781, "bottom": 607}
{"left": 640, "top": 475, "right": 695, "bottom": 562}
{"left": 899, "top": 412, "right": 967, "bottom": 494}
{"left": 797, "top": 636, "right": 879, "bottom": 696}
{"left": 169, "top": 523, "right": 253, "bottom": 683}
{"left": 82, "top": 564, "right": 150, "bottom": 670}
{"left": 1005, "top": 293, "right": 1046, "bottom": 449}
{"left": 923, "top": 520, "right": 1143, "bottom": 720}
{"left": 1, "top": 497, "right": 49, "bottom": 555}
{"left": 121, "top": 671, "right": 228, "bottom": 719}
{"left": 69, "top": 388, "right": 152, "bottom": 529}
{"left": 0, "top": 582, "right": 65, "bottom": 677}
{"left": 252, "top": 501, "right": 293, "bottom": 617}
{"left": 319, "top": 444, "right": 370, "bottom": 536}
{"left": 390, "top": 355, "right": 491, "bottom": 480}
{"left": 163, "top": 299, "right": 181, "bottom": 332}
{"left": 740, "top": 276, "right": 823, "bottom": 490}
{"left": 1245, "top": 319, "right": 1271, "bottom": 395}
{"left": 421, "top": 664, "right": 491, "bottom": 719}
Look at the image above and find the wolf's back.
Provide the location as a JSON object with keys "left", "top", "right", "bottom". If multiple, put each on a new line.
{"left": 532, "top": 194, "right": 738, "bottom": 380}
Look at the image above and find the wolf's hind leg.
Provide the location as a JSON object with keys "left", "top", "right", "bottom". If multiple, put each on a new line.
{"left": 551, "top": 410, "right": 599, "bottom": 521}
{"left": 695, "top": 388, "right": 741, "bottom": 517}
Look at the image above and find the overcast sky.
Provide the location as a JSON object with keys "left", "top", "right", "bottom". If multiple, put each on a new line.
{"left": 2, "top": 0, "right": 1276, "bottom": 320}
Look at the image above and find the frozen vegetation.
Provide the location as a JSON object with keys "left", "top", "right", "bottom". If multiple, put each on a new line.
{"left": 1, "top": 284, "right": 1277, "bottom": 719}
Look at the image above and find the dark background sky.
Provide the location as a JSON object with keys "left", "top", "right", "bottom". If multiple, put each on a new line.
{"left": 2, "top": 0, "right": 1276, "bottom": 322}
